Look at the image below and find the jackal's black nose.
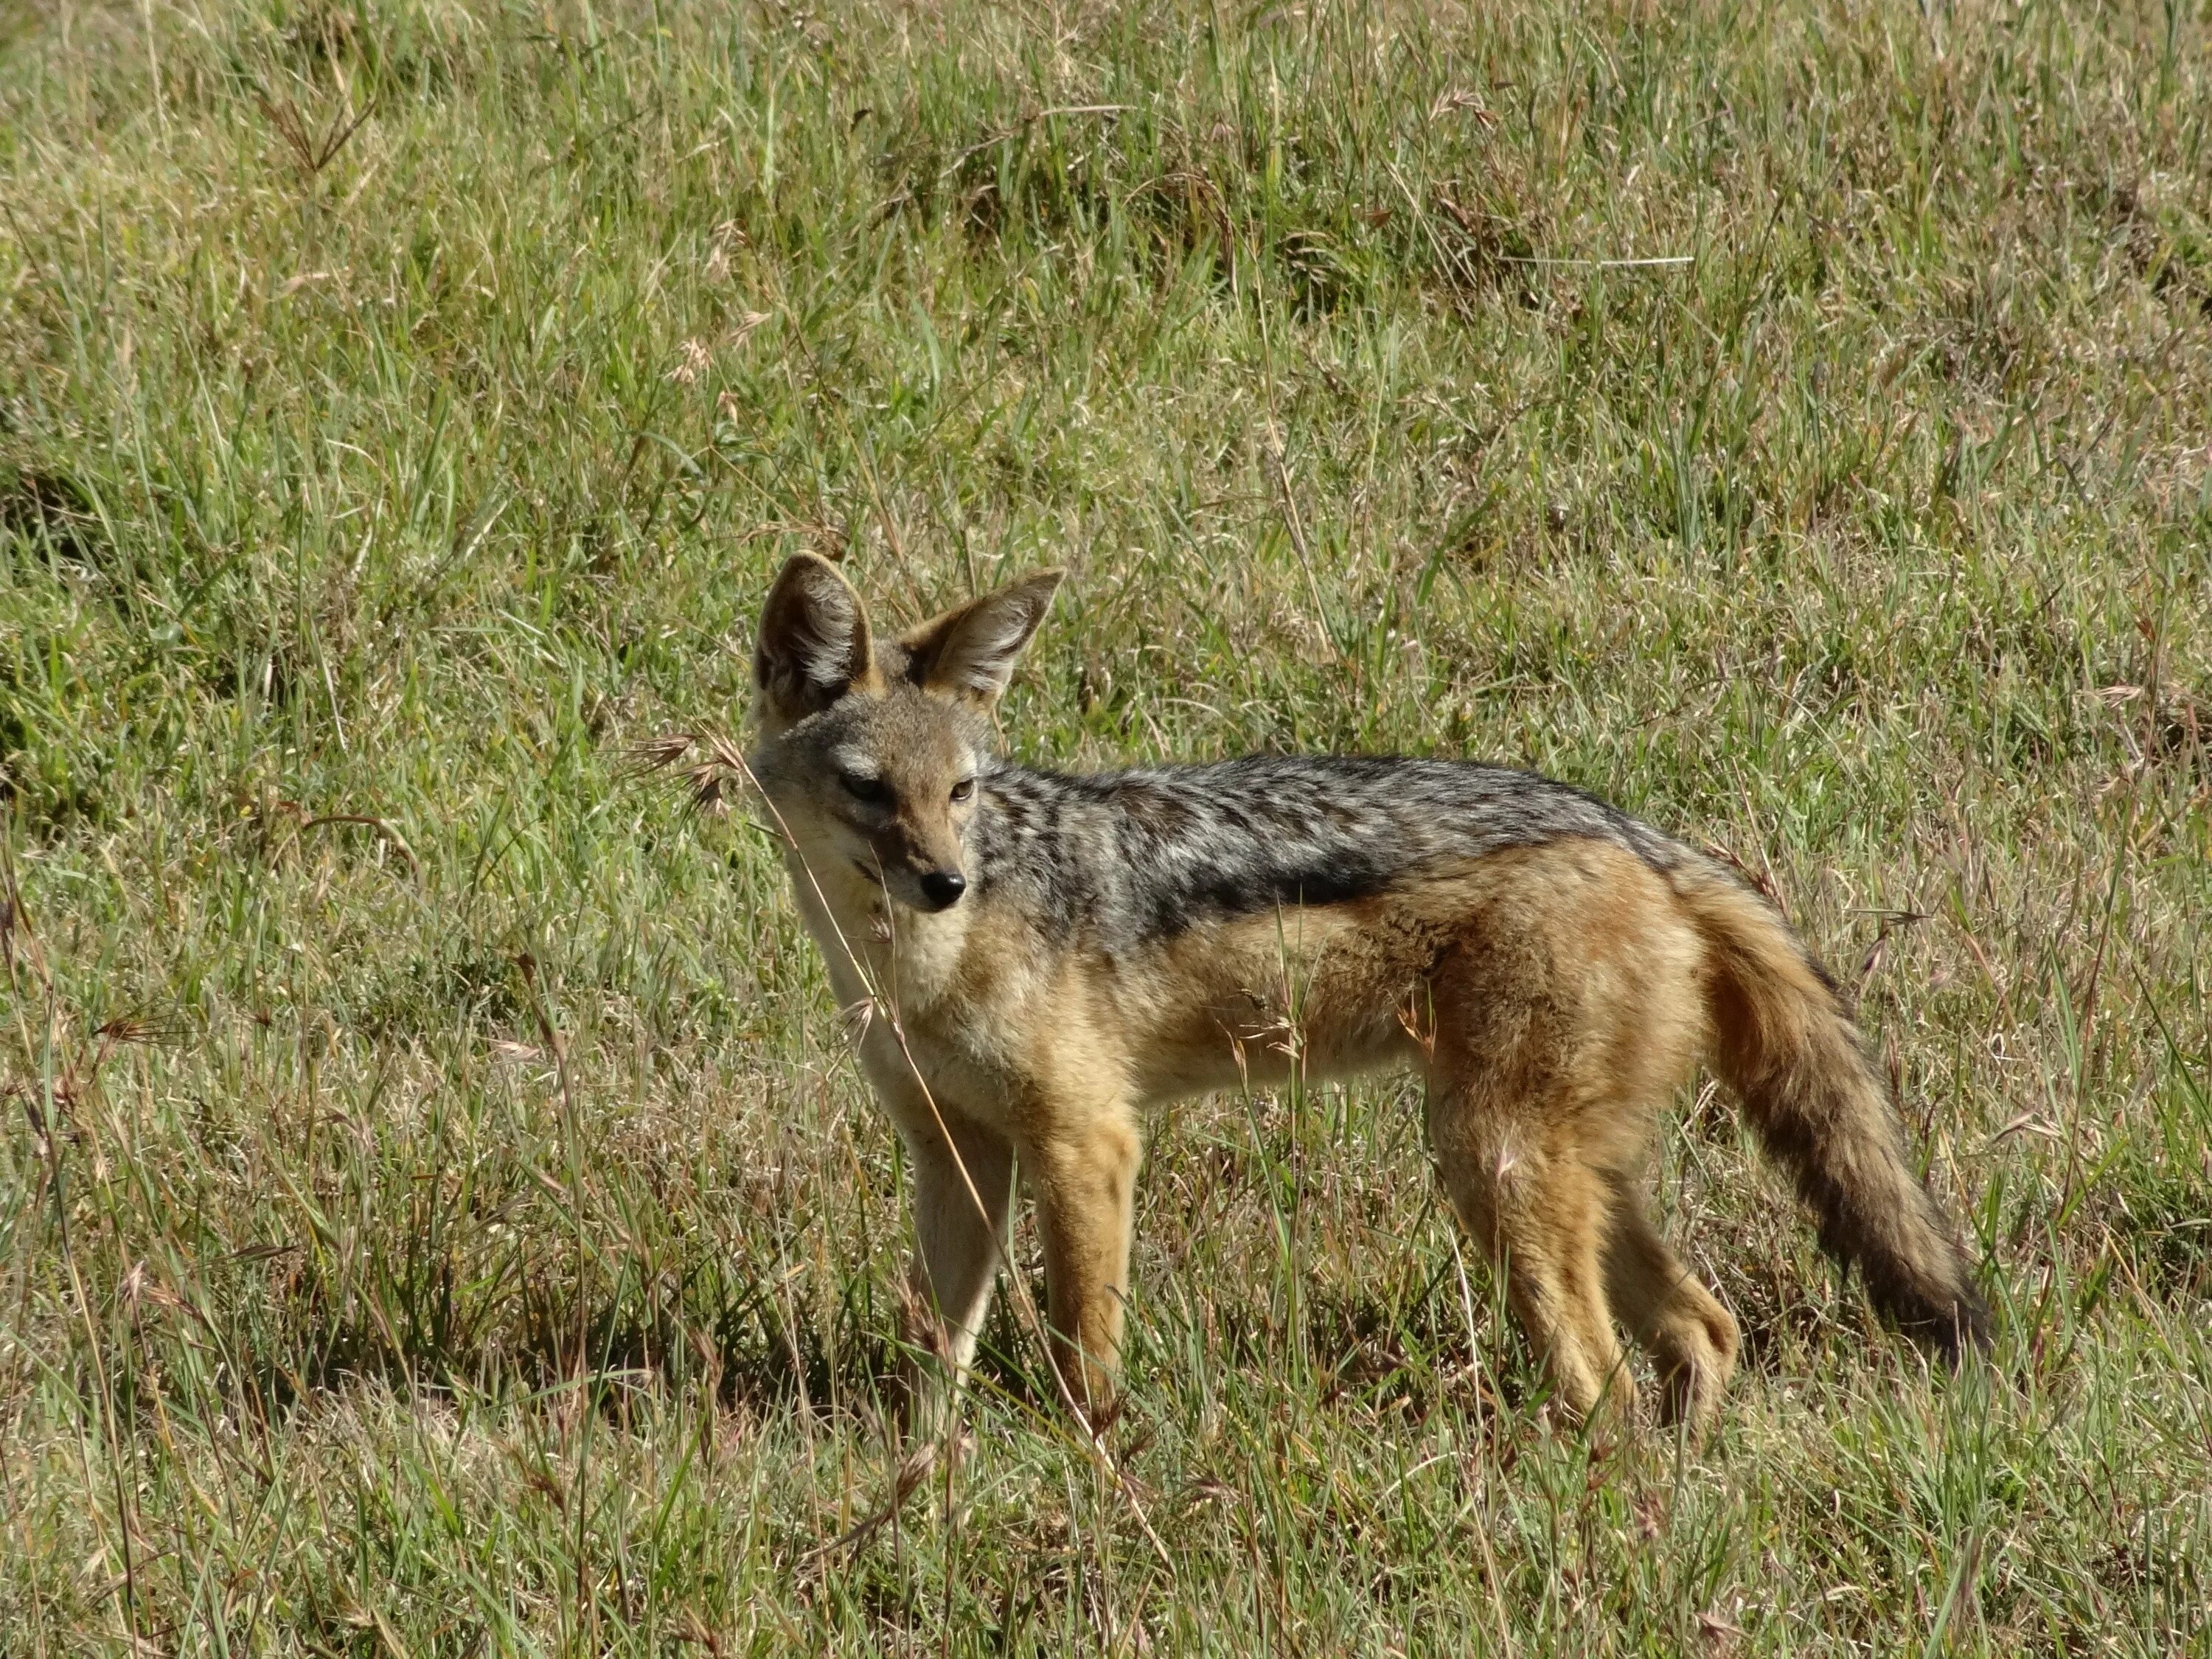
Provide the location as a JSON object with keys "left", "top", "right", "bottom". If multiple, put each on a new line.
{"left": 918, "top": 870, "right": 966, "bottom": 911}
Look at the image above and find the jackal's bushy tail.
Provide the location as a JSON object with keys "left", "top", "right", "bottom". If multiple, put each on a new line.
{"left": 1674, "top": 862, "right": 1992, "bottom": 1360}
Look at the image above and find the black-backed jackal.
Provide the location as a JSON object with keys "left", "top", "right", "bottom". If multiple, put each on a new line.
{"left": 743, "top": 554, "right": 1989, "bottom": 1439}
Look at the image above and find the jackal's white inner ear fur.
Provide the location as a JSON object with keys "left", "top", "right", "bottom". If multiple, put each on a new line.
{"left": 903, "top": 569, "right": 1065, "bottom": 703}
{"left": 754, "top": 553, "right": 875, "bottom": 717}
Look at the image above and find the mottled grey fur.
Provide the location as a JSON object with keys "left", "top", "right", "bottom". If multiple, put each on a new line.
{"left": 974, "top": 755, "right": 1689, "bottom": 950}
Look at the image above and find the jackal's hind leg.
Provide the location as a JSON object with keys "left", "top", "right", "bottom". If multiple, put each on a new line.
{"left": 1413, "top": 837, "right": 1719, "bottom": 1435}
{"left": 1427, "top": 1101, "right": 1638, "bottom": 1429}
{"left": 1603, "top": 1194, "right": 1739, "bottom": 1433}
{"left": 902, "top": 1110, "right": 1016, "bottom": 1441}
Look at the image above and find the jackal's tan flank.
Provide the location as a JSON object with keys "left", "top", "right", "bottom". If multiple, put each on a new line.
{"left": 744, "top": 554, "right": 1990, "bottom": 1436}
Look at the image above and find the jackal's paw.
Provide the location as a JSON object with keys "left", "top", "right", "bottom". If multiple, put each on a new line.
{"left": 1541, "top": 1369, "right": 1640, "bottom": 1451}
{"left": 1654, "top": 1310, "right": 1739, "bottom": 1436}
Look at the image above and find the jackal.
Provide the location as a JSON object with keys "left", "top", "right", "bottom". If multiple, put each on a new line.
{"left": 743, "top": 554, "right": 1989, "bottom": 1437}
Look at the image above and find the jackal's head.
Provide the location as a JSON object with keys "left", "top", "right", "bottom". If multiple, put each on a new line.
{"left": 745, "top": 554, "right": 1062, "bottom": 914}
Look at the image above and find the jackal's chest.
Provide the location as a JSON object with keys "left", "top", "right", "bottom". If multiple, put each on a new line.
{"left": 786, "top": 867, "right": 1040, "bottom": 1110}
{"left": 793, "top": 905, "right": 981, "bottom": 1023}
{"left": 841, "top": 963, "right": 1050, "bottom": 1141}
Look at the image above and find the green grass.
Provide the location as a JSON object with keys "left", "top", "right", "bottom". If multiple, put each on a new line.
{"left": 2, "top": 0, "right": 2210, "bottom": 1649}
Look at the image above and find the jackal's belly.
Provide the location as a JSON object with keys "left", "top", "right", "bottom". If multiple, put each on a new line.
{"left": 1112, "top": 902, "right": 1436, "bottom": 1105}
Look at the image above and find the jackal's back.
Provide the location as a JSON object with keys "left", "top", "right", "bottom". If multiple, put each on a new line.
{"left": 973, "top": 754, "right": 1685, "bottom": 947}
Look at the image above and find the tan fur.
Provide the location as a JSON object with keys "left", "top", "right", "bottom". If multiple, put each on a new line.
{"left": 747, "top": 559, "right": 1985, "bottom": 1441}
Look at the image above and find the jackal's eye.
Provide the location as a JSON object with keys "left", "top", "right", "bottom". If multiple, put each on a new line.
{"left": 949, "top": 778, "right": 975, "bottom": 804}
{"left": 841, "top": 772, "right": 888, "bottom": 805}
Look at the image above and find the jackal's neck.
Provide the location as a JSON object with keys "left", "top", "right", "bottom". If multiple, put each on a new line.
{"left": 782, "top": 847, "right": 977, "bottom": 1016}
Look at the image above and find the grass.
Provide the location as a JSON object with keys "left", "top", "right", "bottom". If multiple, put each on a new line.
{"left": 1, "top": 0, "right": 2209, "bottom": 1649}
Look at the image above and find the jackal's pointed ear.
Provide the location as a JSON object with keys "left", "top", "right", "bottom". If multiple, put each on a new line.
{"left": 901, "top": 569, "right": 1064, "bottom": 706}
{"left": 754, "top": 554, "right": 878, "bottom": 721}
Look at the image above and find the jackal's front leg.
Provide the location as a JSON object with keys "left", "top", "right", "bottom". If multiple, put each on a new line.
{"left": 901, "top": 1108, "right": 1015, "bottom": 1441}
{"left": 1026, "top": 1105, "right": 1143, "bottom": 1423}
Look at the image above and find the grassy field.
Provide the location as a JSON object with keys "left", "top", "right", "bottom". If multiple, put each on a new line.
{"left": 3, "top": 0, "right": 2210, "bottom": 1649}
